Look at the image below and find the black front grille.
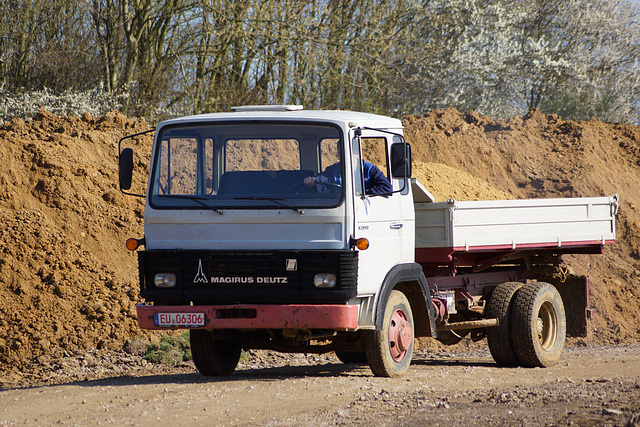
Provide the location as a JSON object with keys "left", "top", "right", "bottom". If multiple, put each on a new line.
{"left": 208, "top": 252, "right": 286, "bottom": 276}
{"left": 139, "top": 250, "right": 358, "bottom": 304}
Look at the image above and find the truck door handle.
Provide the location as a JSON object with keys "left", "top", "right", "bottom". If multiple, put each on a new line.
{"left": 390, "top": 223, "right": 403, "bottom": 230}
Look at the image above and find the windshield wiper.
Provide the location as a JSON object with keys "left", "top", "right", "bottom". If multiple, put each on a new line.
{"left": 234, "top": 197, "right": 305, "bottom": 215}
{"left": 163, "top": 195, "right": 223, "bottom": 215}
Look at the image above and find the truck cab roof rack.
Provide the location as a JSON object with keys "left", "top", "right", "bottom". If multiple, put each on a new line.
{"left": 231, "top": 105, "right": 304, "bottom": 112}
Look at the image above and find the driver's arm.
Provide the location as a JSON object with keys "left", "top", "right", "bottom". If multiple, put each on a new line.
{"left": 303, "top": 163, "right": 341, "bottom": 191}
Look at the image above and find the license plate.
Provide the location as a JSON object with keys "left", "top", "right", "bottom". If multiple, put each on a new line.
{"left": 154, "top": 312, "right": 205, "bottom": 327}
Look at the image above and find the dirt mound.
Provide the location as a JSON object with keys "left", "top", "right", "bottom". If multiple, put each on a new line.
{"left": 404, "top": 108, "right": 640, "bottom": 344}
{"left": 0, "top": 107, "right": 638, "bottom": 380}
{"left": 0, "top": 109, "right": 154, "bottom": 380}
{"left": 412, "top": 162, "right": 513, "bottom": 202}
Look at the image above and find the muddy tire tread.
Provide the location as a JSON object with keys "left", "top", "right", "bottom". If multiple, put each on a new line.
{"left": 485, "top": 282, "right": 523, "bottom": 367}
{"left": 190, "top": 330, "right": 242, "bottom": 376}
{"left": 511, "top": 282, "right": 566, "bottom": 367}
{"left": 365, "top": 290, "right": 414, "bottom": 377}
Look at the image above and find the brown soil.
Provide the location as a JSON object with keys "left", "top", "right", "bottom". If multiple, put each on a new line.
{"left": 0, "top": 107, "right": 639, "bottom": 388}
{"left": 404, "top": 108, "right": 640, "bottom": 345}
{"left": 0, "top": 109, "right": 155, "bottom": 383}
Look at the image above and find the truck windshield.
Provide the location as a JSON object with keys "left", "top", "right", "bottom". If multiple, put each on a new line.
{"left": 149, "top": 122, "right": 344, "bottom": 209}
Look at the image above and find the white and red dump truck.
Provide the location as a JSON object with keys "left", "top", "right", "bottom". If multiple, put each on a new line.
{"left": 118, "top": 106, "right": 617, "bottom": 377}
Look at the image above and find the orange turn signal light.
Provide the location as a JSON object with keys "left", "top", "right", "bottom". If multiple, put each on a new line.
{"left": 355, "top": 238, "right": 369, "bottom": 250}
{"left": 126, "top": 238, "right": 142, "bottom": 251}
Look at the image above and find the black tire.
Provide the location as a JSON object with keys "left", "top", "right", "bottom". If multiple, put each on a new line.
{"left": 365, "top": 290, "right": 414, "bottom": 377}
{"left": 335, "top": 351, "right": 368, "bottom": 364}
{"left": 190, "top": 330, "right": 242, "bottom": 376}
{"left": 485, "top": 282, "right": 524, "bottom": 367}
{"left": 511, "top": 282, "right": 566, "bottom": 367}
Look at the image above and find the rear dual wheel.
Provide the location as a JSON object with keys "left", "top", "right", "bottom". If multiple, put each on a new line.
{"left": 511, "top": 282, "right": 566, "bottom": 367}
{"left": 365, "top": 290, "right": 415, "bottom": 377}
{"left": 486, "top": 281, "right": 566, "bottom": 368}
{"left": 486, "top": 282, "right": 523, "bottom": 366}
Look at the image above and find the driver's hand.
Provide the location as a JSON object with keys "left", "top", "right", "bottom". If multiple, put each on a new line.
{"left": 304, "top": 176, "right": 316, "bottom": 187}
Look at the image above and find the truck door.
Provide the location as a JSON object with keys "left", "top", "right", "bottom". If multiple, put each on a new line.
{"left": 353, "top": 135, "right": 405, "bottom": 296}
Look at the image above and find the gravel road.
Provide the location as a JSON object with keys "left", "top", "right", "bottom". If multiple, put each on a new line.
{"left": 2, "top": 344, "right": 639, "bottom": 426}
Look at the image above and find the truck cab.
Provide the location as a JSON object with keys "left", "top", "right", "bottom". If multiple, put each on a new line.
{"left": 121, "top": 106, "right": 426, "bottom": 376}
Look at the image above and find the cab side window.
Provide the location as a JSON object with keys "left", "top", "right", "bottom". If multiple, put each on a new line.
{"left": 361, "top": 137, "right": 389, "bottom": 179}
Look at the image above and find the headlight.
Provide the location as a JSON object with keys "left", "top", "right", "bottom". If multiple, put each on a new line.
{"left": 154, "top": 273, "right": 177, "bottom": 288}
{"left": 313, "top": 273, "right": 336, "bottom": 288}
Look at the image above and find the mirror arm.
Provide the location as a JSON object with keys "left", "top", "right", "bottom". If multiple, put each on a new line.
{"left": 118, "top": 128, "right": 155, "bottom": 198}
{"left": 356, "top": 126, "right": 411, "bottom": 198}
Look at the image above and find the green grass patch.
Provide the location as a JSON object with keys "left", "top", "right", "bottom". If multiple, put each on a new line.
{"left": 144, "top": 332, "right": 192, "bottom": 365}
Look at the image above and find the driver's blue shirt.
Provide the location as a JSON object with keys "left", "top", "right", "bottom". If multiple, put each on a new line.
{"left": 316, "top": 161, "right": 392, "bottom": 195}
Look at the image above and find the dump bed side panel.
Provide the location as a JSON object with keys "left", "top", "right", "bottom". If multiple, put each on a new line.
{"left": 415, "top": 196, "right": 617, "bottom": 252}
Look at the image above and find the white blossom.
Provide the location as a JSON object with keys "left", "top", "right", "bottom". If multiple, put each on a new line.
{"left": 0, "top": 86, "right": 128, "bottom": 124}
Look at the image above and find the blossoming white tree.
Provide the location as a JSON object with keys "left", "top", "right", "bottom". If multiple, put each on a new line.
{"left": 401, "top": 0, "right": 640, "bottom": 122}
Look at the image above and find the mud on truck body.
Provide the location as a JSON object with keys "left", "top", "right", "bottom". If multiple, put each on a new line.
{"left": 119, "top": 106, "right": 617, "bottom": 377}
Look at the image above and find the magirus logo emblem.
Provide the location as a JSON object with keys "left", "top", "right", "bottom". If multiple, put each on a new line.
{"left": 193, "top": 259, "right": 208, "bottom": 283}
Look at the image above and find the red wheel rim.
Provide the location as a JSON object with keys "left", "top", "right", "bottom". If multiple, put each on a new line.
{"left": 388, "top": 309, "right": 412, "bottom": 361}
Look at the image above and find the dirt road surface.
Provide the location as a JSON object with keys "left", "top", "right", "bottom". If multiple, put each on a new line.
{"left": 2, "top": 344, "right": 639, "bottom": 426}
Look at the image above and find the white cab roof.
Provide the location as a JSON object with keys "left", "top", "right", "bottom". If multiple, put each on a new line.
{"left": 157, "top": 107, "right": 403, "bottom": 131}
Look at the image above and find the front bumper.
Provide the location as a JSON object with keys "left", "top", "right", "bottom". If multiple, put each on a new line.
{"left": 136, "top": 303, "right": 359, "bottom": 330}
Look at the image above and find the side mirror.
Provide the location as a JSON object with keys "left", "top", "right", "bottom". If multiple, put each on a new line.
{"left": 390, "top": 142, "right": 412, "bottom": 179}
{"left": 119, "top": 147, "right": 134, "bottom": 191}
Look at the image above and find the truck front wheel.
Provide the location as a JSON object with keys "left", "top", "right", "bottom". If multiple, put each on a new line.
{"left": 365, "top": 290, "right": 414, "bottom": 377}
{"left": 190, "top": 330, "right": 242, "bottom": 376}
{"left": 511, "top": 282, "right": 566, "bottom": 367}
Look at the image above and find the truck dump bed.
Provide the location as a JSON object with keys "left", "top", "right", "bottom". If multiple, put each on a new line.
{"left": 414, "top": 190, "right": 618, "bottom": 264}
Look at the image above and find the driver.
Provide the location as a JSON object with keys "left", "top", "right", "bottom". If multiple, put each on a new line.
{"left": 304, "top": 160, "right": 392, "bottom": 195}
